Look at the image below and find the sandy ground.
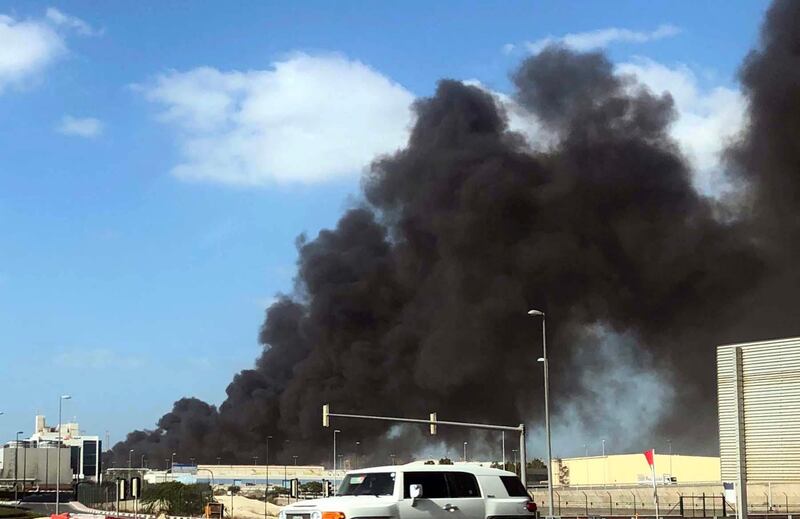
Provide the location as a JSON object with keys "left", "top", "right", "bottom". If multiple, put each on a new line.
{"left": 219, "top": 495, "right": 282, "bottom": 519}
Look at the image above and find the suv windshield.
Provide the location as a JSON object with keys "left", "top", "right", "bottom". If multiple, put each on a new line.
{"left": 338, "top": 472, "right": 396, "bottom": 496}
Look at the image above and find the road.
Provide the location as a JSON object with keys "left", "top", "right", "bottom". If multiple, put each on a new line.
{"left": 6, "top": 495, "right": 88, "bottom": 518}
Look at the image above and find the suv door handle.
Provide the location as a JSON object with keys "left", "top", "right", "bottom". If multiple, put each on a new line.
{"left": 442, "top": 504, "right": 459, "bottom": 512}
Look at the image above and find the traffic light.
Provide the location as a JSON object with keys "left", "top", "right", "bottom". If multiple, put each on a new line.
{"left": 322, "top": 479, "right": 331, "bottom": 498}
{"left": 290, "top": 478, "right": 299, "bottom": 499}
{"left": 323, "top": 404, "right": 330, "bottom": 427}
{"left": 429, "top": 412, "right": 437, "bottom": 435}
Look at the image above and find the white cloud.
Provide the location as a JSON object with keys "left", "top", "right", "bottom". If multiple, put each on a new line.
{"left": 0, "top": 8, "right": 95, "bottom": 93}
{"left": 57, "top": 115, "right": 104, "bottom": 137}
{"left": 140, "top": 53, "right": 415, "bottom": 186}
{"left": 471, "top": 56, "right": 744, "bottom": 197}
{"left": 45, "top": 7, "right": 98, "bottom": 36}
{"left": 0, "top": 13, "right": 64, "bottom": 91}
{"left": 519, "top": 24, "right": 681, "bottom": 54}
{"left": 616, "top": 58, "right": 745, "bottom": 195}
{"left": 463, "top": 79, "right": 556, "bottom": 152}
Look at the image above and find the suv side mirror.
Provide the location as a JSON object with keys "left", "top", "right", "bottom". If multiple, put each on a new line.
{"left": 409, "top": 484, "right": 423, "bottom": 506}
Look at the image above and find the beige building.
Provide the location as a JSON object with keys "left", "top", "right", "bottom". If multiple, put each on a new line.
{"left": 551, "top": 453, "right": 720, "bottom": 487}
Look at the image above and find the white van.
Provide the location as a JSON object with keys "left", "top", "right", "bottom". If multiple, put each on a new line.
{"left": 279, "top": 464, "right": 537, "bottom": 519}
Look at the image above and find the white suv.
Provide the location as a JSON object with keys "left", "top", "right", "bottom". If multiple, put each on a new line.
{"left": 279, "top": 464, "right": 537, "bottom": 519}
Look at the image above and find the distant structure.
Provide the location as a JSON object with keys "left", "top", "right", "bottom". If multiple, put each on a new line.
{"left": 718, "top": 337, "right": 800, "bottom": 483}
{"left": 0, "top": 414, "right": 102, "bottom": 490}
{"left": 550, "top": 454, "right": 720, "bottom": 487}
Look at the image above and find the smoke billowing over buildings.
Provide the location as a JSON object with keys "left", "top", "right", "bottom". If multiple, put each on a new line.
{"left": 110, "top": 0, "right": 800, "bottom": 467}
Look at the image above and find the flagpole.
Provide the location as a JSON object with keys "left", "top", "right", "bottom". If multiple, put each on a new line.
{"left": 651, "top": 449, "right": 660, "bottom": 519}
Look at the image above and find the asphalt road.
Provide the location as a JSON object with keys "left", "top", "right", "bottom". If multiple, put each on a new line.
{"left": 9, "top": 496, "right": 85, "bottom": 518}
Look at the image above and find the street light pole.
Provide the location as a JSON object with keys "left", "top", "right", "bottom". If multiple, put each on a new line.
{"left": 22, "top": 436, "right": 28, "bottom": 498}
{"left": 332, "top": 430, "right": 340, "bottom": 494}
{"left": 502, "top": 432, "right": 505, "bottom": 470}
{"left": 265, "top": 435, "right": 272, "bottom": 519}
{"left": 529, "top": 309, "right": 554, "bottom": 519}
{"left": 14, "top": 431, "right": 23, "bottom": 501}
{"left": 668, "top": 440, "right": 673, "bottom": 476}
{"left": 56, "top": 394, "right": 71, "bottom": 515}
{"left": 512, "top": 449, "right": 518, "bottom": 476}
{"left": 129, "top": 449, "right": 134, "bottom": 469}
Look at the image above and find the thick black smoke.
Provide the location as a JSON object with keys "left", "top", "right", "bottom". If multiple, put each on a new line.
{"left": 111, "top": 0, "right": 800, "bottom": 467}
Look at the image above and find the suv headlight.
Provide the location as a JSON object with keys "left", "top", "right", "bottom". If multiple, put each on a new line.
{"left": 278, "top": 511, "right": 286, "bottom": 519}
{"left": 312, "top": 512, "right": 322, "bottom": 519}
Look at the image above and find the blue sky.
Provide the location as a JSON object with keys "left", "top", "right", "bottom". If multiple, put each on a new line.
{"left": 0, "top": 0, "right": 770, "bottom": 446}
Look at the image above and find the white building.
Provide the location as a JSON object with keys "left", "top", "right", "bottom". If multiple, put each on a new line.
{"left": 27, "top": 415, "right": 102, "bottom": 482}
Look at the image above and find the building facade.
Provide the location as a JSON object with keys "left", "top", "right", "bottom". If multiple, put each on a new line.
{"left": 0, "top": 442, "right": 72, "bottom": 490}
{"left": 718, "top": 337, "right": 800, "bottom": 483}
{"left": 1, "top": 414, "right": 101, "bottom": 489}
{"left": 550, "top": 454, "right": 720, "bottom": 487}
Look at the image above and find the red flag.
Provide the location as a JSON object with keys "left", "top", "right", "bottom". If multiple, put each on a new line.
{"left": 644, "top": 449, "right": 655, "bottom": 466}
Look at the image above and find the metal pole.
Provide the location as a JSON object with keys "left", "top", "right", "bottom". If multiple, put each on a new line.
{"left": 519, "top": 424, "right": 527, "bottom": 489}
{"left": 265, "top": 435, "right": 271, "bottom": 519}
{"left": 530, "top": 309, "right": 553, "bottom": 518}
{"left": 502, "top": 432, "right": 506, "bottom": 469}
{"left": 513, "top": 450, "right": 518, "bottom": 476}
{"left": 651, "top": 450, "right": 661, "bottom": 519}
{"left": 22, "top": 440, "right": 27, "bottom": 496}
{"left": 56, "top": 395, "right": 70, "bottom": 515}
{"left": 602, "top": 439, "right": 606, "bottom": 488}
{"left": 463, "top": 442, "right": 468, "bottom": 462}
{"left": 14, "top": 432, "right": 20, "bottom": 502}
{"left": 332, "top": 430, "right": 339, "bottom": 494}
{"left": 668, "top": 440, "right": 673, "bottom": 477}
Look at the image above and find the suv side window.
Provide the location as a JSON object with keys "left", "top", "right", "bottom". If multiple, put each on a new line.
{"left": 404, "top": 472, "right": 448, "bottom": 499}
{"left": 446, "top": 472, "right": 481, "bottom": 498}
{"left": 499, "top": 475, "right": 530, "bottom": 497}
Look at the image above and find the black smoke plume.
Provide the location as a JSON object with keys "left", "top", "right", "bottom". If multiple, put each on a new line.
{"left": 111, "top": 0, "right": 800, "bottom": 467}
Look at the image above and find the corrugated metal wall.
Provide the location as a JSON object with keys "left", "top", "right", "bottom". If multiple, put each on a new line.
{"left": 718, "top": 337, "right": 800, "bottom": 482}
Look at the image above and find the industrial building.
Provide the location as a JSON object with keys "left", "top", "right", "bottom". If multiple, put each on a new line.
{"left": 0, "top": 414, "right": 102, "bottom": 489}
{"left": 0, "top": 441, "right": 71, "bottom": 491}
{"left": 718, "top": 337, "right": 800, "bottom": 484}
{"left": 550, "top": 454, "right": 720, "bottom": 487}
